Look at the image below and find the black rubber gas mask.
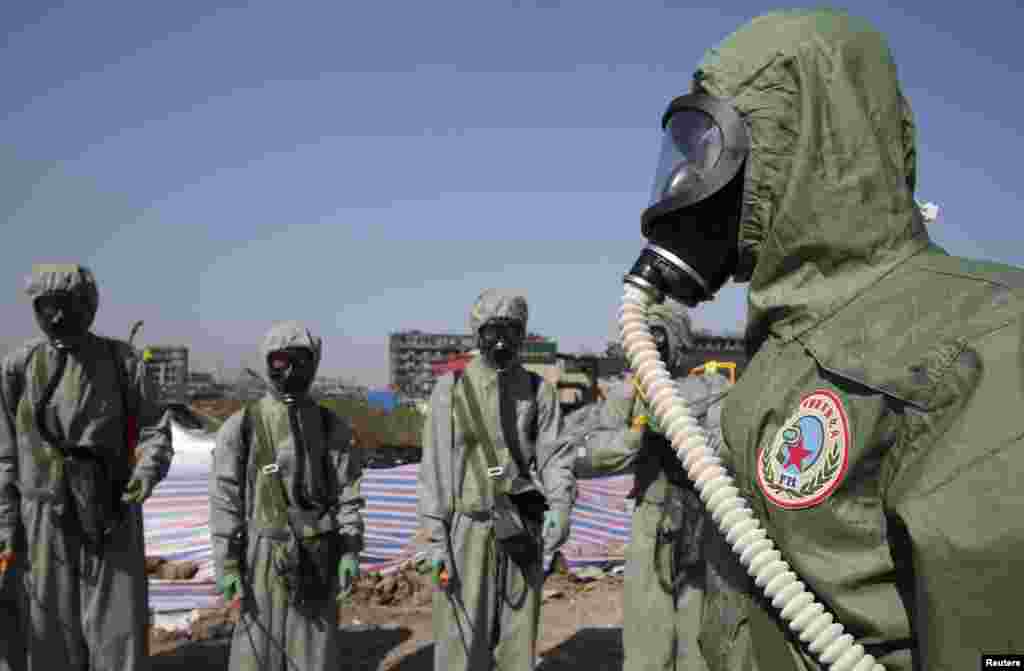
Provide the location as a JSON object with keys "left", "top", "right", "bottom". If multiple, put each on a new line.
{"left": 478, "top": 318, "right": 525, "bottom": 372}
{"left": 267, "top": 347, "right": 316, "bottom": 401}
{"left": 33, "top": 291, "right": 92, "bottom": 350}
{"left": 625, "top": 93, "right": 750, "bottom": 306}
{"left": 650, "top": 325, "right": 673, "bottom": 368}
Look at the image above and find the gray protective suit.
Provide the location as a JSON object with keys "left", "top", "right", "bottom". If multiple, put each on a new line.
{"left": 0, "top": 264, "right": 174, "bottom": 671}
{"left": 209, "top": 321, "right": 365, "bottom": 671}
{"left": 567, "top": 302, "right": 731, "bottom": 671}
{"left": 417, "top": 289, "right": 572, "bottom": 671}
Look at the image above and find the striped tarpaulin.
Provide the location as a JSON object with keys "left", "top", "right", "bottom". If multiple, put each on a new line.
{"left": 144, "top": 424, "right": 635, "bottom": 612}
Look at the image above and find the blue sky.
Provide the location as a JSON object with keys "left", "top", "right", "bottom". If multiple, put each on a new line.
{"left": 3, "top": 1, "right": 1022, "bottom": 386}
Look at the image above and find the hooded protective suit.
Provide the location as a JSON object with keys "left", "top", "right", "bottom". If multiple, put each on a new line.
{"left": 679, "top": 9, "right": 1024, "bottom": 670}
{"left": 417, "top": 289, "right": 571, "bottom": 671}
{"left": 209, "top": 322, "right": 364, "bottom": 671}
{"left": 567, "top": 301, "right": 730, "bottom": 671}
{"left": 0, "top": 264, "right": 173, "bottom": 671}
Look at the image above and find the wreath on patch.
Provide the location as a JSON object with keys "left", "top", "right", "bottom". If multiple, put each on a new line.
{"left": 761, "top": 437, "right": 842, "bottom": 500}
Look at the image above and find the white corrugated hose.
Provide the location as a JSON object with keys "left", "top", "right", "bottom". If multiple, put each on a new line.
{"left": 618, "top": 285, "right": 886, "bottom": 671}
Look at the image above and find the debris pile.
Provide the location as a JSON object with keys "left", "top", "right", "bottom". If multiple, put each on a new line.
{"left": 148, "top": 552, "right": 626, "bottom": 655}
{"left": 145, "top": 557, "right": 200, "bottom": 580}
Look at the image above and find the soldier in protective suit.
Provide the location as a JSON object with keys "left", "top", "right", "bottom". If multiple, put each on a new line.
{"left": 568, "top": 301, "right": 730, "bottom": 671}
{"left": 620, "top": 8, "right": 1024, "bottom": 669}
{"left": 417, "top": 289, "right": 573, "bottom": 671}
{"left": 209, "top": 321, "right": 364, "bottom": 671}
{"left": 0, "top": 263, "right": 174, "bottom": 671}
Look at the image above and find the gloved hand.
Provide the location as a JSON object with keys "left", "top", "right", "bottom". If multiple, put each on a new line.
{"left": 635, "top": 395, "right": 665, "bottom": 435}
{"left": 542, "top": 507, "right": 572, "bottom": 554}
{"left": 217, "top": 571, "right": 243, "bottom": 605}
{"left": 0, "top": 550, "right": 15, "bottom": 591}
{"left": 338, "top": 554, "right": 360, "bottom": 598}
{"left": 121, "top": 477, "right": 156, "bottom": 504}
{"left": 430, "top": 555, "right": 449, "bottom": 590}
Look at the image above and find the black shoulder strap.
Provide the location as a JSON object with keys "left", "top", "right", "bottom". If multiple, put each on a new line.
{"left": 527, "top": 370, "right": 544, "bottom": 443}
{"left": 444, "top": 371, "right": 460, "bottom": 513}
{"left": 106, "top": 340, "right": 137, "bottom": 417}
{"left": 319, "top": 404, "right": 332, "bottom": 439}
{"left": 450, "top": 369, "right": 464, "bottom": 438}
{"left": 0, "top": 372, "right": 15, "bottom": 446}
{"left": 240, "top": 402, "right": 250, "bottom": 445}
{"left": 528, "top": 370, "right": 541, "bottom": 398}
{"left": 239, "top": 402, "right": 253, "bottom": 476}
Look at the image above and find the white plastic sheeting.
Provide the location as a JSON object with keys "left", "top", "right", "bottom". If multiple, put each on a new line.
{"left": 169, "top": 420, "right": 216, "bottom": 468}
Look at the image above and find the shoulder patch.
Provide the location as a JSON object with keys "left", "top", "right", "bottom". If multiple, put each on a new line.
{"left": 756, "top": 389, "right": 850, "bottom": 510}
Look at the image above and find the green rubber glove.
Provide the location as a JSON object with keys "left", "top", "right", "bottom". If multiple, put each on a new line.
{"left": 635, "top": 396, "right": 664, "bottom": 435}
{"left": 0, "top": 550, "right": 15, "bottom": 592}
{"left": 217, "top": 571, "right": 243, "bottom": 604}
{"left": 121, "top": 477, "right": 156, "bottom": 504}
{"left": 338, "top": 554, "right": 359, "bottom": 597}
{"left": 431, "top": 558, "right": 449, "bottom": 589}
{"left": 542, "top": 507, "right": 572, "bottom": 554}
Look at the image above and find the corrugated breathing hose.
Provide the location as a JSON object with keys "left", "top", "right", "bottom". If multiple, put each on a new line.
{"left": 618, "top": 284, "right": 886, "bottom": 671}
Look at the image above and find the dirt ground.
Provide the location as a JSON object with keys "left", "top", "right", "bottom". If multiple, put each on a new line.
{"left": 150, "top": 567, "right": 625, "bottom": 671}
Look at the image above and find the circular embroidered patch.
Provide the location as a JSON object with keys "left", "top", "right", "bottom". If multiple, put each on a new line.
{"left": 756, "top": 389, "right": 850, "bottom": 510}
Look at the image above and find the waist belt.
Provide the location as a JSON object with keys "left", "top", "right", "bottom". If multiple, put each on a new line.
{"left": 452, "top": 506, "right": 494, "bottom": 521}
{"left": 253, "top": 507, "right": 339, "bottom": 541}
{"left": 253, "top": 527, "right": 292, "bottom": 541}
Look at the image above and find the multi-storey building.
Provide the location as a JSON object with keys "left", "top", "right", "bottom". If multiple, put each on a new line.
{"left": 141, "top": 345, "right": 189, "bottom": 404}
{"left": 389, "top": 331, "right": 477, "bottom": 399}
{"left": 683, "top": 331, "right": 748, "bottom": 379}
{"left": 389, "top": 328, "right": 748, "bottom": 401}
{"left": 389, "top": 330, "right": 558, "bottom": 399}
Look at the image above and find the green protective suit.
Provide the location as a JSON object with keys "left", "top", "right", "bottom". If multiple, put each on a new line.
{"left": 209, "top": 322, "right": 365, "bottom": 671}
{"left": 0, "top": 264, "right": 174, "bottom": 671}
{"left": 687, "top": 9, "right": 1024, "bottom": 670}
{"left": 417, "top": 289, "right": 571, "bottom": 671}
{"left": 571, "top": 357, "right": 730, "bottom": 671}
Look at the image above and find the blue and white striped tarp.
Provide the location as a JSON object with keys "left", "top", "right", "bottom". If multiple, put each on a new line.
{"left": 144, "top": 423, "right": 634, "bottom": 612}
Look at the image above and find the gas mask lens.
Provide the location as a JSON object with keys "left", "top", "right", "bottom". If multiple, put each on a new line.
{"left": 479, "top": 322, "right": 524, "bottom": 348}
{"left": 649, "top": 110, "right": 724, "bottom": 206}
{"left": 626, "top": 93, "right": 750, "bottom": 306}
{"left": 478, "top": 320, "right": 524, "bottom": 370}
{"left": 34, "top": 293, "right": 72, "bottom": 326}
{"left": 33, "top": 291, "right": 90, "bottom": 344}
{"left": 267, "top": 348, "right": 316, "bottom": 396}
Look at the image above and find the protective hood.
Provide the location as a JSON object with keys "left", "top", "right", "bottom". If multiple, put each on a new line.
{"left": 24, "top": 263, "right": 100, "bottom": 329}
{"left": 648, "top": 299, "right": 694, "bottom": 371}
{"left": 695, "top": 8, "right": 931, "bottom": 344}
{"left": 259, "top": 321, "right": 322, "bottom": 395}
{"left": 24, "top": 262, "right": 99, "bottom": 323}
{"left": 468, "top": 288, "right": 530, "bottom": 333}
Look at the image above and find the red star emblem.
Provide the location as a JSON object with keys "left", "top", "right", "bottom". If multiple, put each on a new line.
{"left": 783, "top": 439, "right": 812, "bottom": 471}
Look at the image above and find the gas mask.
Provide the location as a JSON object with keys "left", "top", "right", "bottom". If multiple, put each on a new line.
{"left": 625, "top": 92, "right": 750, "bottom": 306}
{"left": 33, "top": 291, "right": 93, "bottom": 350}
{"left": 267, "top": 347, "right": 316, "bottom": 402}
{"left": 478, "top": 318, "right": 525, "bottom": 372}
{"left": 650, "top": 325, "right": 673, "bottom": 369}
